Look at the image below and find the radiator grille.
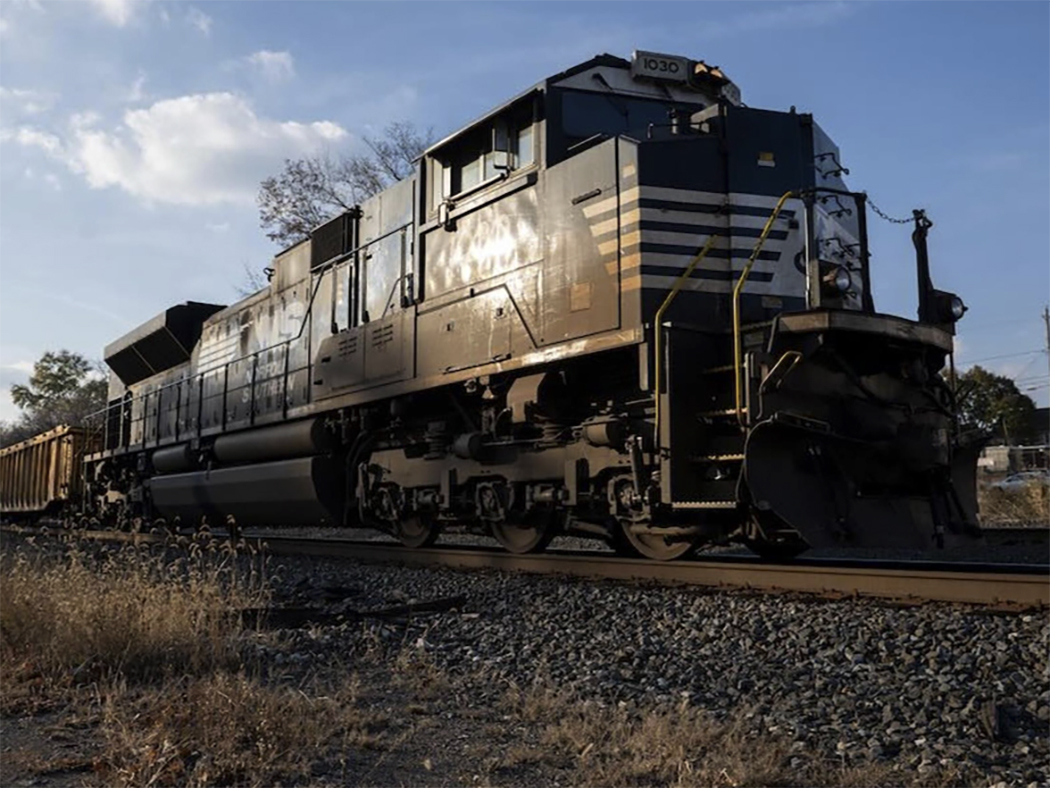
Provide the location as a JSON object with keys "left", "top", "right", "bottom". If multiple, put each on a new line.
{"left": 311, "top": 212, "right": 354, "bottom": 269}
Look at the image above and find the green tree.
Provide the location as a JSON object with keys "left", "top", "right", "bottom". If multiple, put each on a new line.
{"left": 957, "top": 365, "right": 1037, "bottom": 443}
{"left": 2, "top": 351, "right": 107, "bottom": 446}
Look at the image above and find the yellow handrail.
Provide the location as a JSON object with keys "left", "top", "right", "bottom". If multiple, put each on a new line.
{"left": 733, "top": 190, "right": 797, "bottom": 426}
{"left": 653, "top": 234, "right": 720, "bottom": 455}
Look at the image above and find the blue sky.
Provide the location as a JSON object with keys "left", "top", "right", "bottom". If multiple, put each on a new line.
{"left": 1, "top": 0, "right": 1047, "bottom": 421}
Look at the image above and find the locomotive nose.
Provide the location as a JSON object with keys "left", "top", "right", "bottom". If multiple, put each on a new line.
{"left": 743, "top": 419, "right": 980, "bottom": 550}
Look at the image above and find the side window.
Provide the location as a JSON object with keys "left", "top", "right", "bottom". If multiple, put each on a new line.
{"left": 428, "top": 99, "right": 539, "bottom": 214}
{"left": 361, "top": 232, "right": 405, "bottom": 322}
{"left": 431, "top": 158, "right": 449, "bottom": 212}
{"left": 516, "top": 123, "right": 534, "bottom": 167}
{"left": 459, "top": 149, "right": 483, "bottom": 192}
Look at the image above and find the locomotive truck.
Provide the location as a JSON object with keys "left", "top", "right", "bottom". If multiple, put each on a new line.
{"left": 5, "top": 51, "right": 981, "bottom": 559}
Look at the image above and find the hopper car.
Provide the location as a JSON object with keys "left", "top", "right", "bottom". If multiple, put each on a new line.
{"left": 0, "top": 426, "right": 94, "bottom": 519}
{"left": 5, "top": 51, "right": 982, "bottom": 558}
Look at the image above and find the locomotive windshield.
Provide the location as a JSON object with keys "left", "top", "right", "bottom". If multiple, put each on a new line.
{"left": 560, "top": 89, "right": 704, "bottom": 147}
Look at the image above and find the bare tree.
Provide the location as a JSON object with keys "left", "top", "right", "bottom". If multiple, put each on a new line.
{"left": 257, "top": 121, "right": 433, "bottom": 248}
{"left": 236, "top": 260, "right": 271, "bottom": 298}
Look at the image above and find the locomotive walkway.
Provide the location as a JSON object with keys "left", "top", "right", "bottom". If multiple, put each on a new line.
{"left": 6, "top": 526, "right": 1047, "bottom": 609}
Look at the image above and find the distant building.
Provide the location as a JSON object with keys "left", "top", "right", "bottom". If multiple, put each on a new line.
{"left": 978, "top": 441, "right": 1048, "bottom": 475}
{"left": 978, "top": 445, "right": 1012, "bottom": 474}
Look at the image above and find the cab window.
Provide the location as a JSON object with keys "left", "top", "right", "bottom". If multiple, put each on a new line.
{"left": 429, "top": 98, "right": 539, "bottom": 213}
{"left": 557, "top": 89, "right": 704, "bottom": 156}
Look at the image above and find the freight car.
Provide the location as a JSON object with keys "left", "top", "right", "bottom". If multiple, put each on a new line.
{"left": 66, "top": 51, "right": 979, "bottom": 558}
{"left": 0, "top": 426, "right": 93, "bottom": 520}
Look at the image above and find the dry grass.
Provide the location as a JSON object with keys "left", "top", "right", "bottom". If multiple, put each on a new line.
{"left": 0, "top": 538, "right": 382, "bottom": 787}
{"left": 502, "top": 685, "right": 789, "bottom": 786}
{"left": 978, "top": 482, "right": 1050, "bottom": 525}
{"left": 98, "top": 672, "right": 381, "bottom": 788}
{"left": 0, "top": 539, "right": 266, "bottom": 686}
{"left": 496, "top": 684, "right": 966, "bottom": 788}
{"left": 391, "top": 641, "right": 452, "bottom": 699}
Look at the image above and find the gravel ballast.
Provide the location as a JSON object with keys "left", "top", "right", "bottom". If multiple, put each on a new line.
{"left": 252, "top": 551, "right": 1050, "bottom": 787}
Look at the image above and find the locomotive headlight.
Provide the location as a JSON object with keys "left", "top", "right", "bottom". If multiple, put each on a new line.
{"left": 929, "top": 290, "right": 967, "bottom": 324}
{"left": 821, "top": 265, "right": 852, "bottom": 294}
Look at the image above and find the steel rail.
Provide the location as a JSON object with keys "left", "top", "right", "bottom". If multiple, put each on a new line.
{"left": 4, "top": 526, "right": 1047, "bottom": 608}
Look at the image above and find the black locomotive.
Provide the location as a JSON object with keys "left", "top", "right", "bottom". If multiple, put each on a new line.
{"left": 75, "top": 51, "right": 980, "bottom": 559}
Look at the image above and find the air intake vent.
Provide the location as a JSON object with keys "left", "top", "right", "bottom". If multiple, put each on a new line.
{"left": 310, "top": 209, "right": 359, "bottom": 270}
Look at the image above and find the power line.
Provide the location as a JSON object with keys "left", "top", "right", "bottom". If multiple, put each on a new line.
{"left": 956, "top": 348, "right": 1046, "bottom": 365}
{"left": 961, "top": 316, "right": 1042, "bottom": 332}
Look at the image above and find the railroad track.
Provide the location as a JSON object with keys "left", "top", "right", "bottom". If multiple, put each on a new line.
{"left": 3, "top": 525, "right": 1047, "bottom": 609}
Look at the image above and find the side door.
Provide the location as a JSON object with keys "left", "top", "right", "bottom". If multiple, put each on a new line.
{"left": 541, "top": 137, "right": 621, "bottom": 343}
{"left": 361, "top": 177, "right": 416, "bottom": 387}
{"left": 312, "top": 179, "right": 417, "bottom": 399}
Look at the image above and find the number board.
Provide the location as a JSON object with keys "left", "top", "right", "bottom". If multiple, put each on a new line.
{"left": 630, "top": 51, "right": 690, "bottom": 84}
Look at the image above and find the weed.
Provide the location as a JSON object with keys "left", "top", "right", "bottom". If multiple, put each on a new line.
{"left": 497, "top": 684, "right": 957, "bottom": 787}
{"left": 979, "top": 482, "right": 1049, "bottom": 525}
{"left": 97, "top": 672, "right": 378, "bottom": 788}
{"left": 0, "top": 541, "right": 267, "bottom": 685}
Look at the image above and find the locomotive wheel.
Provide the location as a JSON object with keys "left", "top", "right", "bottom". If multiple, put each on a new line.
{"left": 397, "top": 513, "right": 440, "bottom": 548}
{"left": 615, "top": 523, "right": 697, "bottom": 561}
{"left": 491, "top": 509, "right": 557, "bottom": 554}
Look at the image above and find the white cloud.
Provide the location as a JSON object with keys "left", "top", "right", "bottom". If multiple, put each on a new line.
{"left": 0, "top": 86, "right": 58, "bottom": 116}
{"left": 186, "top": 6, "right": 211, "bottom": 36}
{"left": 245, "top": 50, "right": 296, "bottom": 83}
{"left": 87, "top": 0, "right": 139, "bottom": 27}
{"left": 4, "top": 93, "right": 347, "bottom": 206}
{"left": 70, "top": 111, "right": 101, "bottom": 129}
{"left": 5, "top": 126, "right": 64, "bottom": 156}
{"left": 0, "top": 18, "right": 9, "bottom": 36}
{"left": 125, "top": 72, "right": 147, "bottom": 103}
{"left": 205, "top": 221, "right": 230, "bottom": 233}
{"left": 3, "top": 360, "right": 35, "bottom": 373}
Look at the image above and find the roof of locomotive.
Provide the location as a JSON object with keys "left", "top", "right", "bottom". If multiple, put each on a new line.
{"left": 423, "top": 51, "right": 736, "bottom": 159}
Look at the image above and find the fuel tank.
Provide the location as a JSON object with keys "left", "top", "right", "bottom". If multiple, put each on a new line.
{"left": 152, "top": 444, "right": 196, "bottom": 474}
{"left": 150, "top": 455, "right": 344, "bottom": 526}
{"left": 212, "top": 418, "right": 335, "bottom": 464}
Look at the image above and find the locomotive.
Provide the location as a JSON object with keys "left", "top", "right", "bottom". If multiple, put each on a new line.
{"left": 71, "top": 51, "right": 979, "bottom": 559}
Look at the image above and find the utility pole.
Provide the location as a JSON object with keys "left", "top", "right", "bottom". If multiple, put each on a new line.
{"left": 1044, "top": 305, "right": 1050, "bottom": 384}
